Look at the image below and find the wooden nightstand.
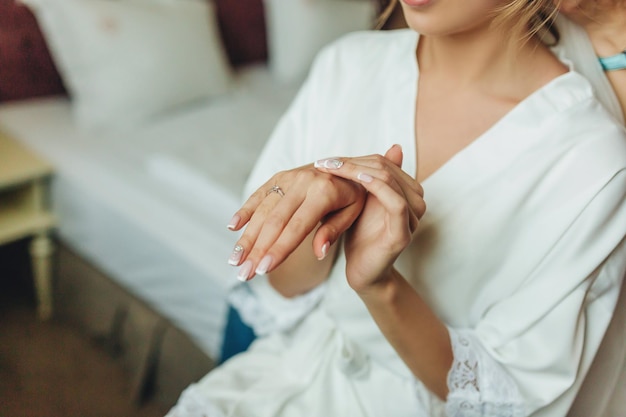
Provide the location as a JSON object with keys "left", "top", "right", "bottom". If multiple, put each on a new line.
{"left": 0, "top": 131, "right": 55, "bottom": 319}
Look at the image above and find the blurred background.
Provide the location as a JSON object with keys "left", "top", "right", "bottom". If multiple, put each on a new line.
{"left": 0, "top": 0, "right": 405, "bottom": 415}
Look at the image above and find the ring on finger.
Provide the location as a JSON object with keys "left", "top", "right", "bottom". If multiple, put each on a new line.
{"left": 266, "top": 185, "right": 285, "bottom": 197}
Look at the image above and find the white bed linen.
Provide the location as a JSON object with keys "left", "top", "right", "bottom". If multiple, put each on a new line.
{"left": 0, "top": 65, "right": 299, "bottom": 357}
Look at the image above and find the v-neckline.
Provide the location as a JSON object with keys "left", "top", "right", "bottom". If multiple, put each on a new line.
{"left": 393, "top": 32, "right": 591, "bottom": 228}
{"left": 403, "top": 32, "right": 578, "bottom": 189}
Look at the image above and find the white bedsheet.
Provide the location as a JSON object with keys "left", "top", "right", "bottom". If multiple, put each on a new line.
{"left": 0, "top": 65, "right": 299, "bottom": 357}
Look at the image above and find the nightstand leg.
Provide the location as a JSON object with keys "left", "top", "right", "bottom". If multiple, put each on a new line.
{"left": 30, "top": 233, "right": 54, "bottom": 320}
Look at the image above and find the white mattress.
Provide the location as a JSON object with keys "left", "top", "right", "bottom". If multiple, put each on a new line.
{"left": 0, "top": 65, "right": 299, "bottom": 358}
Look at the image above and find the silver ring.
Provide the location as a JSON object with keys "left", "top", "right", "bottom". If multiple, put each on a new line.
{"left": 266, "top": 185, "right": 285, "bottom": 197}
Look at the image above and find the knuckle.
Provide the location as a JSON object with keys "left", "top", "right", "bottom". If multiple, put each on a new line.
{"left": 236, "top": 236, "right": 251, "bottom": 249}
{"left": 268, "top": 241, "right": 290, "bottom": 261}
{"left": 320, "top": 222, "right": 340, "bottom": 242}
{"left": 371, "top": 156, "right": 386, "bottom": 170}
{"left": 274, "top": 169, "right": 291, "bottom": 181}
{"left": 294, "top": 168, "right": 316, "bottom": 183}
{"left": 399, "top": 233, "right": 412, "bottom": 248}
{"left": 418, "top": 200, "right": 427, "bottom": 218}
{"left": 372, "top": 153, "right": 385, "bottom": 163}
{"left": 287, "top": 215, "right": 309, "bottom": 236}
{"left": 238, "top": 206, "right": 257, "bottom": 219}
{"left": 264, "top": 213, "right": 288, "bottom": 229}
{"left": 310, "top": 175, "right": 338, "bottom": 195}
{"left": 388, "top": 237, "right": 409, "bottom": 255}
{"left": 415, "top": 182, "right": 425, "bottom": 197}
{"left": 391, "top": 201, "right": 409, "bottom": 216}
{"left": 379, "top": 170, "right": 393, "bottom": 184}
{"left": 235, "top": 234, "right": 255, "bottom": 255}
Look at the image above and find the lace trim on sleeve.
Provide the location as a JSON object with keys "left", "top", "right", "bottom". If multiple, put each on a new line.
{"left": 165, "top": 383, "right": 226, "bottom": 417}
{"left": 228, "top": 277, "right": 327, "bottom": 336}
{"left": 446, "top": 328, "right": 527, "bottom": 417}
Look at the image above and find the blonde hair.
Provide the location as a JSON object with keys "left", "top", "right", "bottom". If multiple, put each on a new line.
{"left": 375, "top": 0, "right": 398, "bottom": 30}
{"left": 375, "top": 0, "right": 561, "bottom": 44}
{"left": 493, "top": 0, "right": 561, "bottom": 44}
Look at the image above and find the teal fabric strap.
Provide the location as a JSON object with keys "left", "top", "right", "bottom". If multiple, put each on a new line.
{"left": 598, "top": 50, "right": 626, "bottom": 71}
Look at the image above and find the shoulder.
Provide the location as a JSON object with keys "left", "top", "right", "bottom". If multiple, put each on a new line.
{"left": 542, "top": 72, "right": 625, "bottom": 154}
{"left": 546, "top": 76, "right": 626, "bottom": 191}
{"left": 552, "top": 15, "right": 624, "bottom": 123}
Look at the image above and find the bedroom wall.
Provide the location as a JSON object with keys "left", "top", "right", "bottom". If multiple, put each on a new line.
{"left": 0, "top": 0, "right": 268, "bottom": 103}
{"left": 0, "top": 0, "right": 403, "bottom": 104}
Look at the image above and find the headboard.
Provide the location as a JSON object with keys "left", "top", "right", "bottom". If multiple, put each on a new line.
{"left": 0, "top": 0, "right": 268, "bottom": 103}
{"left": 214, "top": 0, "right": 267, "bottom": 67}
{"left": 0, "top": 0, "right": 66, "bottom": 102}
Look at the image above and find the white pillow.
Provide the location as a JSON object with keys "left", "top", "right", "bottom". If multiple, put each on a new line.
{"left": 263, "top": 0, "right": 376, "bottom": 84}
{"left": 22, "top": 0, "right": 233, "bottom": 131}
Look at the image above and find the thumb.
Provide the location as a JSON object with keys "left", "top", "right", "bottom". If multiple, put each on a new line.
{"left": 384, "top": 144, "right": 403, "bottom": 168}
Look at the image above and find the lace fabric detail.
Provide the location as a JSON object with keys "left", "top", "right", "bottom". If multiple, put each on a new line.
{"left": 228, "top": 279, "right": 327, "bottom": 336}
{"left": 446, "top": 328, "right": 527, "bottom": 417}
{"left": 165, "top": 384, "right": 226, "bottom": 417}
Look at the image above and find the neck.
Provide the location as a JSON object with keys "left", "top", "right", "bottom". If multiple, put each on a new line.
{"left": 416, "top": 27, "right": 550, "bottom": 95}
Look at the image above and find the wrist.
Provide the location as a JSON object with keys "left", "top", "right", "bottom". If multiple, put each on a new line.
{"left": 354, "top": 267, "right": 405, "bottom": 303}
{"left": 598, "top": 50, "right": 626, "bottom": 72}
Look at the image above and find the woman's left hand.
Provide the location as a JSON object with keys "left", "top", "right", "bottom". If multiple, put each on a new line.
{"left": 314, "top": 145, "right": 426, "bottom": 292}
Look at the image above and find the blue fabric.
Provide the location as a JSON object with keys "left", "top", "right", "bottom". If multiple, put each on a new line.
{"left": 598, "top": 51, "right": 626, "bottom": 71}
{"left": 219, "top": 305, "right": 256, "bottom": 363}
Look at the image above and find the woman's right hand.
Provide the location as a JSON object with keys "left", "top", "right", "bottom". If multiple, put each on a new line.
{"left": 558, "top": 0, "right": 626, "bottom": 56}
{"left": 227, "top": 162, "right": 367, "bottom": 284}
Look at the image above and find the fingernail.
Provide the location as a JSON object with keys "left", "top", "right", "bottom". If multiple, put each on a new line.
{"left": 237, "top": 260, "right": 253, "bottom": 282}
{"left": 357, "top": 172, "right": 373, "bottom": 183}
{"left": 228, "top": 244, "right": 244, "bottom": 266}
{"left": 318, "top": 241, "right": 329, "bottom": 260}
{"left": 314, "top": 158, "right": 343, "bottom": 169}
{"left": 255, "top": 255, "right": 273, "bottom": 275}
{"left": 227, "top": 214, "right": 240, "bottom": 230}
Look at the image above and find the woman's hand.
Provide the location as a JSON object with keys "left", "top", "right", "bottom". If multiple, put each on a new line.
{"left": 558, "top": 0, "right": 626, "bottom": 121}
{"left": 314, "top": 145, "right": 426, "bottom": 292}
{"left": 558, "top": 0, "right": 626, "bottom": 57}
{"left": 228, "top": 163, "right": 367, "bottom": 283}
{"left": 557, "top": 0, "right": 623, "bottom": 26}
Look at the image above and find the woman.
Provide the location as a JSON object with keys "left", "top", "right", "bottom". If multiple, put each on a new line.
{"left": 558, "top": 0, "right": 625, "bottom": 121}
{"left": 167, "top": 0, "right": 626, "bottom": 416}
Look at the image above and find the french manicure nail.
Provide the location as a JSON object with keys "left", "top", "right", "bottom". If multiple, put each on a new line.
{"left": 255, "top": 255, "right": 273, "bottom": 275}
{"left": 237, "top": 260, "right": 253, "bottom": 282}
{"left": 228, "top": 244, "right": 244, "bottom": 266}
{"left": 314, "top": 158, "right": 344, "bottom": 169}
{"left": 357, "top": 172, "right": 373, "bottom": 183}
{"left": 227, "top": 214, "right": 240, "bottom": 230}
{"left": 318, "top": 241, "right": 330, "bottom": 260}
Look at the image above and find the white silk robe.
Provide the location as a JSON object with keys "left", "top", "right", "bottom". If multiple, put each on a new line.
{"left": 168, "top": 24, "right": 626, "bottom": 417}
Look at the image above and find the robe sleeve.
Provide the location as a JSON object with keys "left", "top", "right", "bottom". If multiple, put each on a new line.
{"left": 444, "top": 169, "right": 626, "bottom": 416}
{"left": 228, "top": 279, "right": 328, "bottom": 336}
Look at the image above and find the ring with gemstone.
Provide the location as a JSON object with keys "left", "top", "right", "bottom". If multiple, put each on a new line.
{"left": 266, "top": 185, "right": 285, "bottom": 197}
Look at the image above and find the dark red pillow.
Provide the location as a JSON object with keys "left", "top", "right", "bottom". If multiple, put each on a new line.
{"left": 0, "top": 0, "right": 66, "bottom": 103}
{"left": 213, "top": 0, "right": 268, "bottom": 67}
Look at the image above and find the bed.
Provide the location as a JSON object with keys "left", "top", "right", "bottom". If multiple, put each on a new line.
{"left": 0, "top": 65, "right": 299, "bottom": 358}
{"left": 2, "top": 0, "right": 626, "bottom": 414}
{"left": 0, "top": 0, "right": 379, "bottom": 405}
